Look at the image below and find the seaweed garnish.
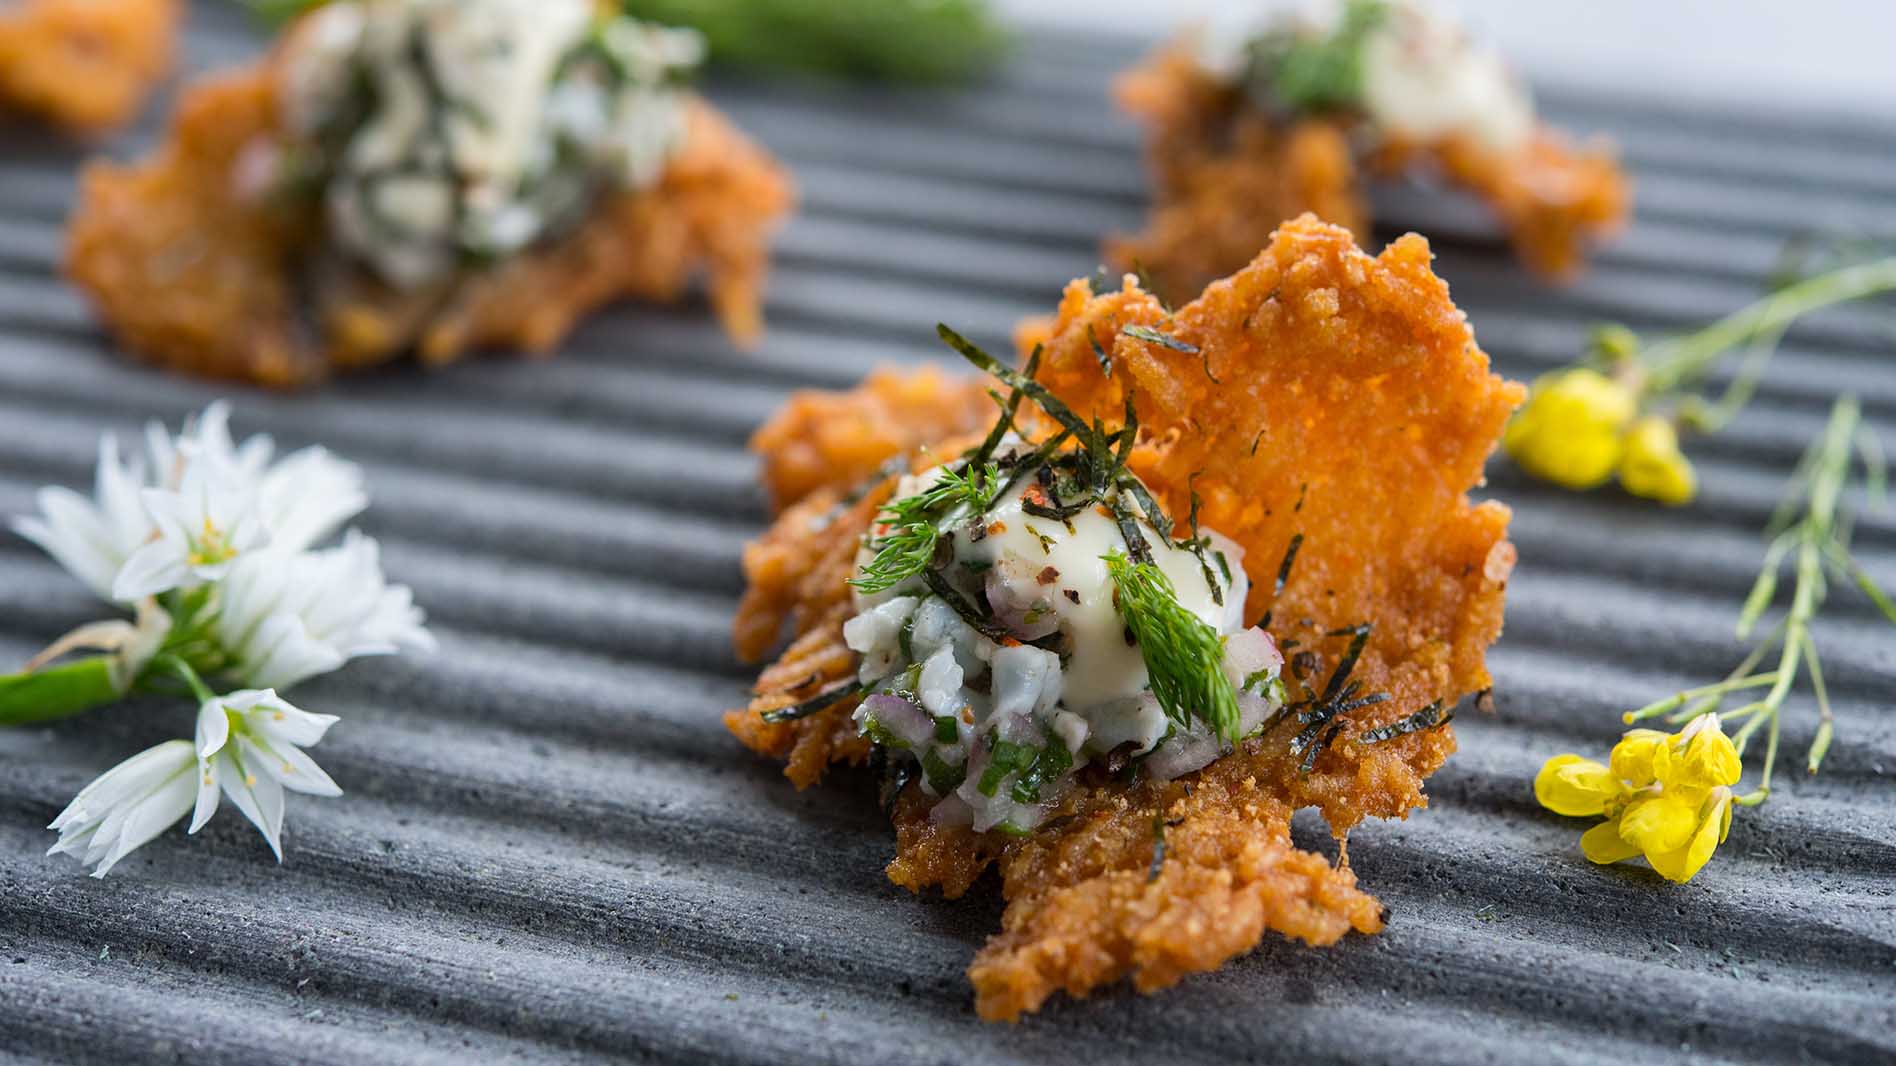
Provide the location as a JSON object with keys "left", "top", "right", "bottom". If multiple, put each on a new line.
{"left": 1361, "top": 699, "right": 1453, "bottom": 743}
{"left": 1148, "top": 812, "right": 1167, "bottom": 882}
{"left": 1088, "top": 325, "right": 1113, "bottom": 378}
{"left": 1321, "top": 623, "right": 1372, "bottom": 703}
{"left": 1274, "top": 533, "right": 1304, "bottom": 598}
{"left": 1172, "top": 473, "right": 1225, "bottom": 608}
{"left": 1123, "top": 324, "right": 1197, "bottom": 353}
{"left": 874, "top": 745, "right": 916, "bottom": 816}
{"left": 761, "top": 680, "right": 867, "bottom": 724}
{"left": 938, "top": 325, "right": 1118, "bottom": 488}
{"left": 968, "top": 345, "right": 1042, "bottom": 469}
{"left": 1107, "top": 494, "right": 1155, "bottom": 565}
{"left": 1123, "top": 324, "right": 1220, "bottom": 384}
{"left": 1278, "top": 622, "right": 1390, "bottom": 775}
{"left": 1255, "top": 530, "right": 1305, "bottom": 630}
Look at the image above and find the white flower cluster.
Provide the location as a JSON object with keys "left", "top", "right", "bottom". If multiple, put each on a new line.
{"left": 11, "top": 404, "right": 432, "bottom": 877}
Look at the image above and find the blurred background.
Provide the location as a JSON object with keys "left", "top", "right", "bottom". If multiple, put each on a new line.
{"left": 0, "top": 2, "right": 1891, "bottom": 1064}
{"left": 999, "top": 0, "right": 1896, "bottom": 113}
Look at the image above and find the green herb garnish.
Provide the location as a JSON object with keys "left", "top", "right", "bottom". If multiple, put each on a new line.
{"left": 1247, "top": 0, "right": 1389, "bottom": 113}
{"left": 1104, "top": 551, "right": 1242, "bottom": 744}
{"left": 850, "top": 461, "right": 1000, "bottom": 595}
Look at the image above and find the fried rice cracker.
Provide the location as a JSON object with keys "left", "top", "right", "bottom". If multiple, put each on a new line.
{"left": 730, "top": 216, "right": 1522, "bottom": 1019}
{"left": 1111, "top": 42, "right": 1628, "bottom": 301}
{"left": 64, "top": 42, "right": 791, "bottom": 387}
{"left": 0, "top": 0, "right": 179, "bottom": 132}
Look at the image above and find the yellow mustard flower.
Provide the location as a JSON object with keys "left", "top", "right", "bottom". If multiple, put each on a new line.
{"left": 1503, "top": 368, "right": 1638, "bottom": 490}
{"left": 1618, "top": 416, "right": 1698, "bottom": 505}
{"left": 1533, "top": 715, "right": 1742, "bottom": 883}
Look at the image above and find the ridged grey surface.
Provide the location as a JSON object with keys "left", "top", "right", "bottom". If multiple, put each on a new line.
{"left": 1, "top": 4, "right": 1893, "bottom": 1064}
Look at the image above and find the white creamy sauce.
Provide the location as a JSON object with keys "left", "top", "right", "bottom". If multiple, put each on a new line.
{"left": 843, "top": 451, "right": 1283, "bottom": 834}
{"left": 1358, "top": 4, "right": 1534, "bottom": 154}
{"left": 966, "top": 478, "right": 1246, "bottom": 710}
{"left": 277, "top": 0, "right": 703, "bottom": 287}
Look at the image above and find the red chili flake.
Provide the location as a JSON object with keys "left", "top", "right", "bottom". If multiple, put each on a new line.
{"left": 987, "top": 520, "right": 1008, "bottom": 536}
{"left": 1036, "top": 566, "right": 1060, "bottom": 585}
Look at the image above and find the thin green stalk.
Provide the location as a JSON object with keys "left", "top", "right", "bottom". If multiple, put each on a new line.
{"left": 1643, "top": 259, "right": 1896, "bottom": 394}
{"left": 1801, "top": 632, "right": 1834, "bottom": 774}
{"left": 1622, "top": 671, "right": 1781, "bottom": 723}
{"left": 155, "top": 654, "right": 217, "bottom": 706}
{"left": 1669, "top": 621, "right": 1784, "bottom": 723}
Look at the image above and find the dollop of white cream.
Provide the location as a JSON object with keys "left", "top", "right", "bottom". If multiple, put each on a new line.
{"left": 277, "top": 0, "right": 703, "bottom": 287}
{"left": 1358, "top": 4, "right": 1535, "bottom": 154}
{"left": 844, "top": 450, "right": 1280, "bottom": 833}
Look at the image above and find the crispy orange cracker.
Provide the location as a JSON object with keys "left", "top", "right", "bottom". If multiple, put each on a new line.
{"left": 1109, "top": 46, "right": 1366, "bottom": 303}
{"left": 1111, "top": 43, "right": 1628, "bottom": 301}
{"left": 64, "top": 37, "right": 792, "bottom": 387}
{"left": 730, "top": 216, "right": 1522, "bottom": 1019}
{"left": 0, "top": 0, "right": 179, "bottom": 133}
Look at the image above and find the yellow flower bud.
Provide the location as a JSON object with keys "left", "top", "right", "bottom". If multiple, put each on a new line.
{"left": 1503, "top": 368, "right": 1637, "bottom": 490}
{"left": 1669, "top": 715, "right": 1743, "bottom": 790}
{"left": 1618, "top": 416, "right": 1698, "bottom": 506}
{"left": 1539, "top": 715, "right": 1744, "bottom": 884}
{"left": 1644, "top": 788, "right": 1734, "bottom": 883}
{"left": 1534, "top": 754, "right": 1621, "bottom": 817}
{"left": 1617, "top": 792, "right": 1700, "bottom": 856}
{"left": 1608, "top": 728, "right": 1670, "bottom": 788}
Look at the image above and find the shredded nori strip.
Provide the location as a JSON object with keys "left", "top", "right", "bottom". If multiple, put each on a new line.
{"left": 1117, "top": 478, "right": 1174, "bottom": 542}
{"left": 1123, "top": 324, "right": 1220, "bottom": 383}
{"left": 1123, "top": 324, "right": 1197, "bottom": 353}
{"left": 921, "top": 569, "right": 1010, "bottom": 644}
{"left": 875, "top": 747, "right": 915, "bottom": 816}
{"left": 1088, "top": 326, "right": 1113, "bottom": 377}
{"left": 1176, "top": 474, "right": 1224, "bottom": 607}
{"left": 967, "top": 345, "right": 1042, "bottom": 468}
{"left": 760, "top": 680, "right": 866, "bottom": 724}
{"left": 1147, "top": 811, "right": 1167, "bottom": 882}
{"left": 1107, "top": 494, "right": 1155, "bottom": 565}
{"left": 1321, "top": 623, "right": 1372, "bottom": 704}
{"left": 1360, "top": 700, "right": 1454, "bottom": 743}
{"left": 1274, "top": 533, "right": 1305, "bottom": 598}
{"left": 938, "top": 325, "right": 1113, "bottom": 482}
{"left": 1297, "top": 719, "right": 1346, "bottom": 775}
{"left": 996, "top": 427, "right": 1075, "bottom": 500}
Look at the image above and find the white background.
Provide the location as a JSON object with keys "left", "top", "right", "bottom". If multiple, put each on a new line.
{"left": 996, "top": 0, "right": 1896, "bottom": 115}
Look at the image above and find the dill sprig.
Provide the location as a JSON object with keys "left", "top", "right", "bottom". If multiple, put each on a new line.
{"left": 851, "top": 461, "right": 1001, "bottom": 595}
{"left": 1104, "top": 551, "right": 1242, "bottom": 745}
{"left": 1623, "top": 396, "right": 1892, "bottom": 797}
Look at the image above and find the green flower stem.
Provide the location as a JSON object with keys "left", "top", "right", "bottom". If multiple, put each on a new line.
{"left": 0, "top": 657, "right": 123, "bottom": 726}
{"left": 1622, "top": 671, "right": 1782, "bottom": 723}
{"left": 154, "top": 654, "right": 217, "bottom": 706}
{"left": 1727, "top": 397, "right": 1861, "bottom": 801}
{"left": 1643, "top": 258, "right": 1896, "bottom": 395}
